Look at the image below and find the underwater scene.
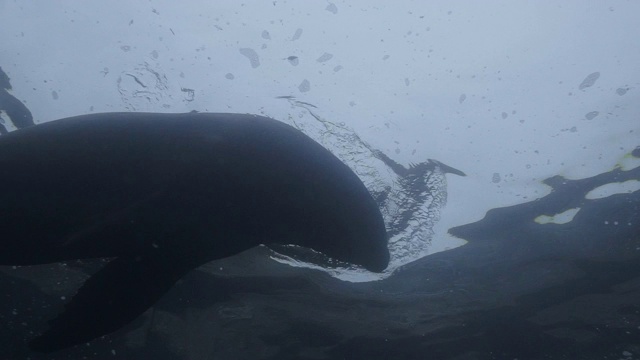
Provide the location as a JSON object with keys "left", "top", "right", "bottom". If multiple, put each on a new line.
{"left": 1, "top": 2, "right": 639, "bottom": 359}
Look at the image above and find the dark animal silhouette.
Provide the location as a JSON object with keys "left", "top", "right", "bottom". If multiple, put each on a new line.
{"left": 0, "top": 112, "right": 390, "bottom": 352}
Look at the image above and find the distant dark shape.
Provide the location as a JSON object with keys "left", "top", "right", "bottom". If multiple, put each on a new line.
{"left": 0, "top": 66, "right": 34, "bottom": 129}
{"left": 0, "top": 89, "right": 33, "bottom": 128}
{"left": 0, "top": 112, "right": 389, "bottom": 352}
{"left": 584, "top": 111, "right": 599, "bottom": 120}
{"left": 578, "top": 71, "right": 600, "bottom": 90}
{"left": 286, "top": 55, "right": 299, "bottom": 66}
{"left": 616, "top": 87, "right": 629, "bottom": 96}
{"left": 372, "top": 149, "right": 466, "bottom": 178}
{"left": 0, "top": 66, "right": 11, "bottom": 89}
{"left": 370, "top": 149, "right": 465, "bottom": 237}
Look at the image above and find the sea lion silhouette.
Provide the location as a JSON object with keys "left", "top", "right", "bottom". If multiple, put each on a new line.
{"left": 0, "top": 112, "right": 390, "bottom": 352}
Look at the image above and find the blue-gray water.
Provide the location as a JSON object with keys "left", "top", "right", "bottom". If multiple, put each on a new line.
{"left": 1, "top": 2, "right": 639, "bottom": 359}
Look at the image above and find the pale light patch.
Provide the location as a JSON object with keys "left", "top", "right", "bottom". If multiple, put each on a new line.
{"left": 534, "top": 208, "right": 581, "bottom": 225}
{"left": 585, "top": 180, "right": 640, "bottom": 200}
{"left": 616, "top": 153, "right": 640, "bottom": 171}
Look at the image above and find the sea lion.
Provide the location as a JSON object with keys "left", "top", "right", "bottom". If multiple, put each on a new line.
{"left": 0, "top": 112, "right": 389, "bottom": 352}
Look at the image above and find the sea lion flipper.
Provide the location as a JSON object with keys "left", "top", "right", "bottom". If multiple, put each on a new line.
{"left": 29, "top": 252, "right": 189, "bottom": 353}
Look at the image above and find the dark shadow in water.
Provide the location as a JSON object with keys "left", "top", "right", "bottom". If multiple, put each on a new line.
{"left": 2, "top": 155, "right": 638, "bottom": 359}
{"left": 0, "top": 66, "right": 34, "bottom": 131}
